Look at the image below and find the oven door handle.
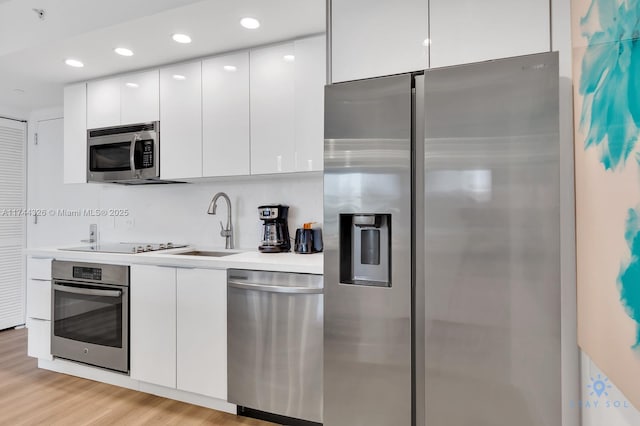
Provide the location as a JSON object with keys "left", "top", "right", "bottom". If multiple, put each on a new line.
{"left": 53, "top": 284, "right": 122, "bottom": 298}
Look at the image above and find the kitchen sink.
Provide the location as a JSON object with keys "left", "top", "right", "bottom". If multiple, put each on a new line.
{"left": 173, "top": 250, "right": 235, "bottom": 257}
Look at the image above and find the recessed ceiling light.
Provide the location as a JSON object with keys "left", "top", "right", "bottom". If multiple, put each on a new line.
{"left": 172, "top": 33, "right": 192, "bottom": 44}
{"left": 283, "top": 55, "right": 295, "bottom": 62}
{"left": 240, "top": 17, "right": 260, "bottom": 29}
{"left": 114, "top": 47, "right": 134, "bottom": 56}
{"left": 65, "top": 58, "right": 84, "bottom": 68}
{"left": 125, "top": 82, "right": 139, "bottom": 88}
{"left": 223, "top": 65, "right": 237, "bottom": 72}
{"left": 172, "top": 74, "right": 186, "bottom": 81}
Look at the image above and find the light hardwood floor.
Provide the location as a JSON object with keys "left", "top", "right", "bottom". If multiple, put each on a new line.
{"left": 0, "top": 328, "right": 274, "bottom": 426}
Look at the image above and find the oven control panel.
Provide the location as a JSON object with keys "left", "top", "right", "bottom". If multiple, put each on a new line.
{"left": 73, "top": 266, "right": 102, "bottom": 281}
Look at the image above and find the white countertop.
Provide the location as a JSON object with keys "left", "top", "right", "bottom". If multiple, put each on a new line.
{"left": 24, "top": 246, "right": 323, "bottom": 274}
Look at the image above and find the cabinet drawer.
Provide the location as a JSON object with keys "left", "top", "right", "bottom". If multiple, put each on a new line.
{"left": 27, "top": 318, "right": 52, "bottom": 360}
{"left": 26, "top": 279, "right": 51, "bottom": 320}
{"left": 27, "top": 258, "right": 52, "bottom": 280}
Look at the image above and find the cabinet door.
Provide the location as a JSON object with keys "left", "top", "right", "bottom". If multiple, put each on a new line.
{"left": 27, "top": 257, "right": 52, "bottom": 280}
{"left": 331, "top": 0, "right": 428, "bottom": 82}
{"left": 87, "top": 77, "right": 120, "bottom": 129}
{"left": 294, "top": 36, "right": 325, "bottom": 172}
{"left": 26, "top": 279, "right": 50, "bottom": 320}
{"left": 63, "top": 83, "right": 87, "bottom": 184}
{"left": 160, "top": 62, "right": 203, "bottom": 179}
{"left": 177, "top": 268, "right": 227, "bottom": 400}
{"left": 202, "top": 52, "right": 250, "bottom": 177}
{"left": 130, "top": 265, "right": 176, "bottom": 388}
{"left": 429, "top": 0, "right": 550, "bottom": 67}
{"left": 120, "top": 70, "right": 160, "bottom": 125}
{"left": 27, "top": 318, "right": 52, "bottom": 360}
{"left": 250, "top": 43, "right": 295, "bottom": 174}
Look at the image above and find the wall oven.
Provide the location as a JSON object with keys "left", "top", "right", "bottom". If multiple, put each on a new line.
{"left": 51, "top": 261, "right": 129, "bottom": 373}
{"left": 87, "top": 121, "right": 161, "bottom": 184}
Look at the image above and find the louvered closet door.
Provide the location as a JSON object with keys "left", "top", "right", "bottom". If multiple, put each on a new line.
{"left": 0, "top": 118, "right": 26, "bottom": 330}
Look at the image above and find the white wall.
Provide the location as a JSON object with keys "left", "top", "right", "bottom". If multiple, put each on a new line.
{"left": 25, "top": 112, "right": 323, "bottom": 250}
{"left": 26, "top": 112, "right": 102, "bottom": 248}
{"left": 580, "top": 352, "right": 640, "bottom": 425}
{"left": 96, "top": 174, "right": 323, "bottom": 250}
{"left": 0, "top": 104, "right": 28, "bottom": 121}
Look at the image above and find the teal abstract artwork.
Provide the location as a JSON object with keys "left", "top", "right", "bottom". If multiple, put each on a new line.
{"left": 619, "top": 207, "right": 640, "bottom": 349}
{"left": 579, "top": 0, "right": 640, "bottom": 170}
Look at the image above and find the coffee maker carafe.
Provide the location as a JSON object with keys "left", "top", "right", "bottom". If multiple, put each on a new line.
{"left": 258, "top": 205, "right": 291, "bottom": 252}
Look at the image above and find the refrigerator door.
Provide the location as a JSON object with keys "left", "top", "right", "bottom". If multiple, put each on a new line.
{"left": 324, "top": 74, "right": 413, "bottom": 426}
{"left": 422, "top": 53, "right": 560, "bottom": 425}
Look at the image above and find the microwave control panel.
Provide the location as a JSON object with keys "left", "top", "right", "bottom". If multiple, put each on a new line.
{"left": 142, "top": 140, "right": 154, "bottom": 169}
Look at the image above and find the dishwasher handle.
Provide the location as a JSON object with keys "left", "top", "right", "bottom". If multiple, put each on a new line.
{"left": 228, "top": 279, "right": 323, "bottom": 294}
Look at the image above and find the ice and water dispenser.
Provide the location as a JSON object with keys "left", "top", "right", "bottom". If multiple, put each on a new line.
{"left": 339, "top": 214, "right": 392, "bottom": 287}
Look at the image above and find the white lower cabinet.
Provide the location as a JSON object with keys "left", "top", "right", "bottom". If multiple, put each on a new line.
{"left": 177, "top": 268, "right": 227, "bottom": 399}
{"left": 26, "top": 257, "right": 53, "bottom": 359}
{"left": 130, "top": 265, "right": 177, "bottom": 388}
{"left": 27, "top": 318, "right": 52, "bottom": 360}
{"left": 26, "top": 279, "right": 51, "bottom": 320}
{"left": 130, "top": 265, "right": 227, "bottom": 399}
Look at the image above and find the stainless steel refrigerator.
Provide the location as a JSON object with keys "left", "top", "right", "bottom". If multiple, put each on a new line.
{"left": 324, "top": 52, "right": 561, "bottom": 426}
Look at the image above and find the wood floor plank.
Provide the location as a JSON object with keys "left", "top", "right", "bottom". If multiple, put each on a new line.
{"left": 0, "top": 328, "right": 276, "bottom": 426}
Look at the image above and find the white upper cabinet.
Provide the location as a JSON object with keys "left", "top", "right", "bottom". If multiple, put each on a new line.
{"left": 331, "top": 0, "right": 428, "bottom": 82}
{"left": 177, "top": 268, "right": 227, "bottom": 400}
{"left": 65, "top": 35, "right": 324, "bottom": 183}
{"left": 87, "top": 77, "right": 120, "bottom": 129}
{"left": 87, "top": 70, "right": 159, "bottom": 129}
{"left": 63, "top": 83, "right": 87, "bottom": 184}
{"left": 202, "top": 52, "right": 250, "bottom": 177}
{"left": 120, "top": 70, "right": 160, "bottom": 125}
{"left": 294, "top": 35, "right": 325, "bottom": 172}
{"left": 160, "top": 61, "right": 203, "bottom": 179}
{"left": 429, "top": 0, "right": 550, "bottom": 67}
{"left": 250, "top": 42, "right": 296, "bottom": 175}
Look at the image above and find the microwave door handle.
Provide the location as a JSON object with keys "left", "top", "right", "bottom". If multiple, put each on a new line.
{"left": 53, "top": 284, "right": 122, "bottom": 298}
{"left": 129, "top": 136, "right": 137, "bottom": 173}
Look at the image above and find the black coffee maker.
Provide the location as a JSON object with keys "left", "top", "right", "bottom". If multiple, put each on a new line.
{"left": 258, "top": 205, "right": 291, "bottom": 252}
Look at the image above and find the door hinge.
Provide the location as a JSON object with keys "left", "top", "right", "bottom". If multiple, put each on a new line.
{"left": 34, "top": 133, "right": 38, "bottom": 145}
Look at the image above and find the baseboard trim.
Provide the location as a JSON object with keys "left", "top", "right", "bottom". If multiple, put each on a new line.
{"left": 38, "top": 358, "right": 236, "bottom": 414}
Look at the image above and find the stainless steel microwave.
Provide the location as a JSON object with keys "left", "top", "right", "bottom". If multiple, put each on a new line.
{"left": 87, "top": 121, "right": 162, "bottom": 184}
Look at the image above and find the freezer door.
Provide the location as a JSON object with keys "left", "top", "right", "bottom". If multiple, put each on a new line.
{"left": 422, "top": 52, "right": 561, "bottom": 426}
{"left": 324, "top": 73, "right": 413, "bottom": 426}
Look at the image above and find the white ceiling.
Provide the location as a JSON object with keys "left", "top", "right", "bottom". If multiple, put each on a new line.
{"left": 0, "top": 0, "right": 325, "bottom": 112}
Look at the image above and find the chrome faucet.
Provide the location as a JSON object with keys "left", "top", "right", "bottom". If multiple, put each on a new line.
{"left": 207, "top": 192, "right": 234, "bottom": 249}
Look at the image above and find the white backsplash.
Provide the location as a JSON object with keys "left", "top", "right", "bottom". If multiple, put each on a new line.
{"left": 96, "top": 173, "right": 323, "bottom": 250}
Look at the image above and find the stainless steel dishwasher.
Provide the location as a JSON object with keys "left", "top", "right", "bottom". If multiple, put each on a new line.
{"left": 227, "top": 269, "right": 323, "bottom": 424}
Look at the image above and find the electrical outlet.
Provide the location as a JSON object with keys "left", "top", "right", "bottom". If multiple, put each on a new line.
{"left": 115, "top": 216, "right": 135, "bottom": 230}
